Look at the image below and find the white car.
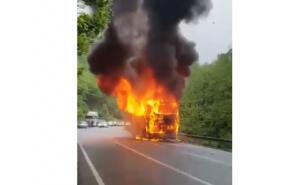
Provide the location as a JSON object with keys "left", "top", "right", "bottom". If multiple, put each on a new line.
{"left": 78, "top": 121, "right": 88, "bottom": 128}
{"left": 107, "top": 121, "right": 114, "bottom": 127}
{"left": 117, "top": 121, "right": 125, "bottom": 126}
{"left": 97, "top": 120, "right": 108, "bottom": 128}
{"left": 114, "top": 120, "right": 122, "bottom": 126}
{"left": 109, "top": 121, "right": 118, "bottom": 126}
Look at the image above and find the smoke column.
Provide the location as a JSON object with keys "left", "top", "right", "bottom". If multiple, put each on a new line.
{"left": 88, "top": 0, "right": 212, "bottom": 99}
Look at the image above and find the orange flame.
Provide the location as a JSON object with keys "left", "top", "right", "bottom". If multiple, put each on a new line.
{"left": 99, "top": 69, "right": 179, "bottom": 139}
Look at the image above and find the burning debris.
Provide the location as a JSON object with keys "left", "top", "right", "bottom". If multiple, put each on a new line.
{"left": 88, "top": 0, "right": 212, "bottom": 139}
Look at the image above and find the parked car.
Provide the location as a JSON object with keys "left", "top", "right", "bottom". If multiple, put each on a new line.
{"left": 97, "top": 119, "right": 108, "bottom": 128}
{"left": 117, "top": 120, "right": 125, "bottom": 126}
{"left": 107, "top": 121, "right": 112, "bottom": 127}
{"left": 114, "top": 120, "right": 121, "bottom": 126}
{"left": 78, "top": 121, "right": 88, "bottom": 128}
{"left": 108, "top": 121, "right": 117, "bottom": 127}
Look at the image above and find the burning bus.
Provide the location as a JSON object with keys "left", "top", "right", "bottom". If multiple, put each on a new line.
{"left": 101, "top": 72, "right": 180, "bottom": 140}
{"left": 143, "top": 101, "right": 179, "bottom": 139}
{"left": 126, "top": 100, "right": 179, "bottom": 140}
{"left": 87, "top": 0, "right": 212, "bottom": 140}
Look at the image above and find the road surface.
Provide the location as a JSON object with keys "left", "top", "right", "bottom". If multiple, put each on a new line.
{"left": 78, "top": 127, "right": 232, "bottom": 185}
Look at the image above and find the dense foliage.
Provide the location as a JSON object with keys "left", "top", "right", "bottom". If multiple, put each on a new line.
{"left": 77, "top": 0, "right": 111, "bottom": 55}
{"left": 78, "top": 56, "right": 121, "bottom": 120}
{"left": 77, "top": 0, "right": 118, "bottom": 120}
{"left": 180, "top": 49, "right": 232, "bottom": 147}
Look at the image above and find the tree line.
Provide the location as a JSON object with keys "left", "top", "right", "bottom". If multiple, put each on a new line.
{"left": 180, "top": 50, "right": 232, "bottom": 149}
{"left": 77, "top": 0, "right": 120, "bottom": 121}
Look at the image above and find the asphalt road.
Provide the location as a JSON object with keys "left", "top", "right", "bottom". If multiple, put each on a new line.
{"left": 78, "top": 127, "right": 232, "bottom": 185}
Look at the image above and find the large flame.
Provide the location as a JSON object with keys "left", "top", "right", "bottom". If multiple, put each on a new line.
{"left": 98, "top": 69, "right": 179, "bottom": 139}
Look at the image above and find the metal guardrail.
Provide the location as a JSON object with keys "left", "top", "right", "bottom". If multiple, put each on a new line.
{"left": 179, "top": 133, "right": 232, "bottom": 143}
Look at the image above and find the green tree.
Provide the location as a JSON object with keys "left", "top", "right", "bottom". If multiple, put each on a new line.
{"left": 77, "top": 0, "right": 111, "bottom": 55}
{"left": 77, "top": 56, "right": 121, "bottom": 121}
{"left": 77, "top": 0, "right": 119, "bottom": 121}
{"left": 180, "top": 49, "right": 232, "bottom": 149}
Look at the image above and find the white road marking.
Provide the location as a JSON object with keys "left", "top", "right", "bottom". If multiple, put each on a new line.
{"left": 184, "top": 152, "right": 232, "bottom": 167}
{"left": 79, "top": 144, "right": 105, "bottom": 185}
{"left": 114, "top": 140, "right": 214, "bottom": 185}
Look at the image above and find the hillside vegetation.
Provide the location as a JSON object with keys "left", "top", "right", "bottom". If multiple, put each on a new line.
{"left": 77, "top": 0, "right": 118, "bottom": 121}
{"left": 180, "top": 50, "right": 232, "bottom": 149}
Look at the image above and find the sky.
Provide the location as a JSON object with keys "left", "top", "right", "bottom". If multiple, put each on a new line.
{"left": 77, "top": 0, "right": 93, "bottom": 16}
{"left": 180, "top": 0, "right": 232, "bottom": 64}
{"left": 77, "top": 0, "right": 232, "bottom": 64}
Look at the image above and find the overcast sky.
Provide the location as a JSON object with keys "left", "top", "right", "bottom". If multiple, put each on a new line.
{"left": 180, "top": 0, "right": 232, "bottom": 64}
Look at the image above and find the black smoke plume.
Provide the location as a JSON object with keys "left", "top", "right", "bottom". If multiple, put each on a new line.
{"left": 88, "top": 0, "right": 212, "bottom": 98}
